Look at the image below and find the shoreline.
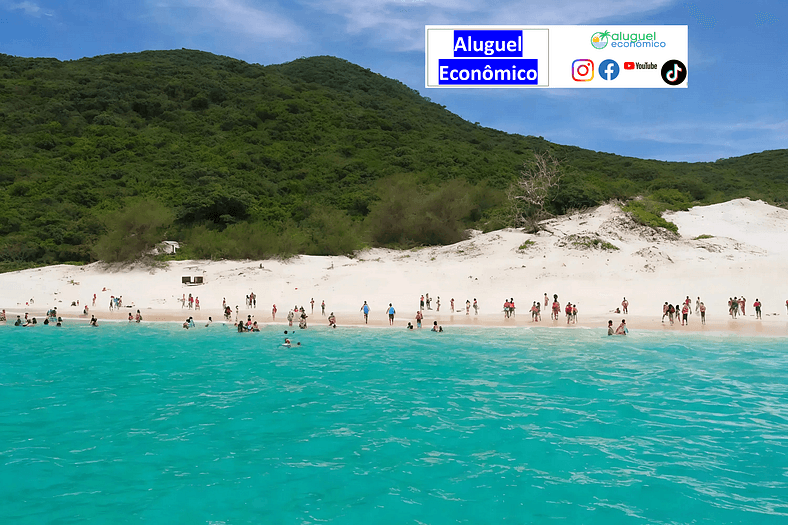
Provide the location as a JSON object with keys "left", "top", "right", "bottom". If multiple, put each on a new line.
{"left": 3, "top": 308, "right": 786, "bottom": 337}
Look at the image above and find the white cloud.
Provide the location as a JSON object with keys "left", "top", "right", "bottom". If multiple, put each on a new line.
{"left": 144, "top": 0, "right": 304, "bottom": 43}
{"left": 305, "top": 0, "right": 678, "bottom": 52}
{"left": 2, "top": 0, "right": 53, "bottom": 17}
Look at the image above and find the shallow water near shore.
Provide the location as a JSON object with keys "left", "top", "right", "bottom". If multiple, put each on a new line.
{"left": 2, "top": 324, "right": 787, "bottom": 524}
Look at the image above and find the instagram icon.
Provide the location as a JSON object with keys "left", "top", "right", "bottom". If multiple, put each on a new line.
{"left": 572, "top": 59, "right": 594, "bottom": 82}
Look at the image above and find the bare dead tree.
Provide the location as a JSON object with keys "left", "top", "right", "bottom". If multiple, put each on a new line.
{"left": 508, "top": 152, "right": 562, "bottom": 231}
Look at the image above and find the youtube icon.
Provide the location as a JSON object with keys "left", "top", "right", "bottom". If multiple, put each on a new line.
{"left": 624, "top": 62, "right": 635, "bottom": 70}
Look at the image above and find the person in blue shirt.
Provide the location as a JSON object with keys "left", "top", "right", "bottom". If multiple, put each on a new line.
{"left": 360, "top": 301, "right": 370, "bottom": 324}
{"left": 387, "top": 303, "right": 396, "bottom": 325}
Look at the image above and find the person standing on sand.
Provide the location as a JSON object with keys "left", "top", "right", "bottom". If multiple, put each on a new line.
{"left": 466, "top": 300, "right": 471, "bottom": 315}
{"left": 681, "top": 303, "right": 689, "bottom": 326}
{"left": 544, "top": 293, "right": 549, "bottom": 307}
{"left": 223, "top": 298, "right": 226, "bottom": 310}
{"left": 552, "top": 300, "right": 560, "bottom": 320}
{"left": 695, "top": 297, "right": 701, "bottom": 316}
{"left": 731, "top": 297, "right": 739, "bottom": 319}
{"left": 195, "top": 297, "right": 200, "bottom": 310}
{"left": 754, "top": 299, "right": 762, "bottom": 319}
{"left": 739, "top": 297, "right": 746, "bottom": 316}
{"left": 622, "top": 297, "right": 628, "bottom": 314}
{"left": 361, "top": 301, "right": 370, "bottom": 324}
{"left": 321, "top": 300, "right": 326, "bottom": 316}
{"left": 287, "top": 309, "right": 294, "bottom": 326}
{"left": 436, "top": 297, "right": 441, "bottom": 312}
{"left": 450, "top": 298, "right": 455, "bottom": 312}
{"left": 93, "top": 294, "right": 96, "bottom": 307}
{"left": 415, "top": 310, "right": 423, "bottom": 328}
{"left": 272, "top": 304, "right": 277, "bottom": 321}
{"left": 311, "top": 298, "right": 315, "bottom": 314}
{"left": 387, "top": 303, "right": 396, "bottom": 325}
{"left": 420, "top": 295, "right": 425, "bottom": 311}
{"left": 662, "top": 302, "right": 669, "bottom": 322}
{"left": 426, "top": 294, "right": 432, "bottom": 310}
{"left": 700, "top": 302, "right": 706, "bottom": 324}
{"left": 572, "top": 304, "right": 578, "bottom": 323}
{"left": 473, "top": 299, "right": 478, "bottom": 315}
{"left": 684, "top": 296, "right": 692, "bottom": 315}
{"left": 565, "top": 302, "right": 573, "bottom": 324}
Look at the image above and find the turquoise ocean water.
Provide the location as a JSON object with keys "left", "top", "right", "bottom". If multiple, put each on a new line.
{"left": 1, "top": 323, "right": 787, "bottom": 524}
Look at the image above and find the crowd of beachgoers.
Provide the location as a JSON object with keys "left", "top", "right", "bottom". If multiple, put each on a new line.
{"left": 3, "top": 290, "right": 783, "bottom": 336}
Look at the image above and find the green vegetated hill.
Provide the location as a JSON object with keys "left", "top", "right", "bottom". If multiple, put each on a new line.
{"left": 1, "top": 49, "right": 786, "bottom": 271}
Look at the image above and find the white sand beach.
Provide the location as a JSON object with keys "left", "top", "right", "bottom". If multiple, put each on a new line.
{"left": 2, "top": 198, "right": 787, "bottom": 335}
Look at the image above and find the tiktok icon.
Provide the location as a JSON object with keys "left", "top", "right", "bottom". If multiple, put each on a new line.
{"left": 661, "top": 60, "right": 687, "bottom": 86}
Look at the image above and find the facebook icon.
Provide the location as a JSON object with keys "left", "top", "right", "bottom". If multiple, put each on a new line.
{"left": 599, "top": 59, "right": 620, "bottom": 81}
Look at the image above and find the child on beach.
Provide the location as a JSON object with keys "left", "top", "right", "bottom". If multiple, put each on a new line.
{"left": 415, "top": 310, "right": 423, "bottom": 328}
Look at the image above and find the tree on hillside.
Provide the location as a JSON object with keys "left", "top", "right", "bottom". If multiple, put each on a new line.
{"left": 93, "top": 200, "right": 174, "bottom": 262}
{"left": 508, "top": 152, "right": 562, "bottom": 232}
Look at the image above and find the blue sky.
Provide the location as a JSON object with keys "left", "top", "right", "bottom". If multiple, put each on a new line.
{"left": 1, "top": 0, "right": 785, "bottom": 162}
